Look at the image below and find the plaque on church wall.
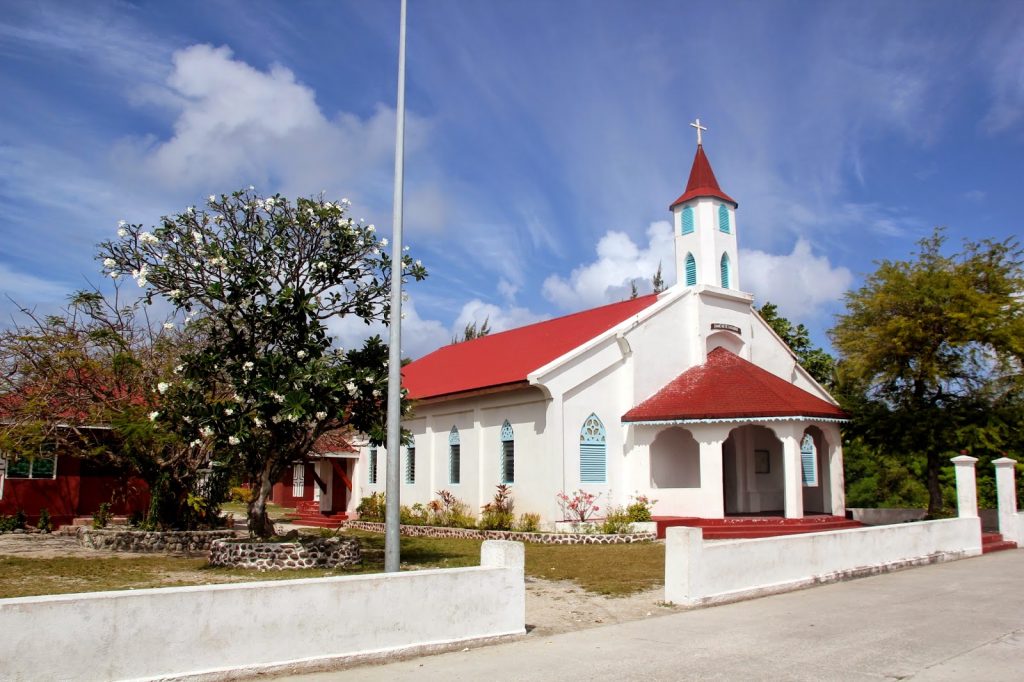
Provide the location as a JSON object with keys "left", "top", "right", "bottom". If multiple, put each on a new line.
{"left": 711, "top": 322, "right": 741, "bottom": 335}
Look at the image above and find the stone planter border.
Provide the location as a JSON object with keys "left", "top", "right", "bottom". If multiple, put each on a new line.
{"left": 209, "top": 536, "right": 361, "bottom": 570}
{"left": 78, "top": 528, "right": 237, "bottom": 554}
{"left": 344, "top": 520, "right": 654, "bottom": 544}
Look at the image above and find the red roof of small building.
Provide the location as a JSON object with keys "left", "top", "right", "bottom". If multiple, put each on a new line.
{"left": 403, "top": 294, "right": 660, "bottom": 400}
{"left": 669, "top": 144, "right": 737, "bottom": 208}
{"left": 622, "top": 347, "right": 846, "bottom": 422}
{"left": 312, "top": 429, "right": 358, "bottom": 455}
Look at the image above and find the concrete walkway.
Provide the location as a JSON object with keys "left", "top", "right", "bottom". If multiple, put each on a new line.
{"left": 275, "top": 550, "right": 1024, "bottom": 681}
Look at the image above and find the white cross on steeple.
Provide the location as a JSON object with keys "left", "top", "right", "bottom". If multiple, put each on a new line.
{"left": 690, "top": 118, "right": 707, "bottom": 146}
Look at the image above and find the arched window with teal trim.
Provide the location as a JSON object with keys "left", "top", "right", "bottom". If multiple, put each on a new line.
{"left": 500, "top": 420, "right": 515, "bottom": 484}
{"left": 681, "top": 206, "right": 695, "bottom": 235}
{"left": 579, "top": 414, "right": 607, "bottom": 483}
{"left": 718, "top": 204, "right": 731, "bottom": 233}
{"left": 801, "top": 433, "right": 818, "bottom": 487}
{"left": 684, "top": 253, "right": 697, "bottom": 286}
{"left": 720, "top": 253, "right": 731, "bottom": 289}
{"left": 449, "top": 426, "right": 461, "bottom": 485}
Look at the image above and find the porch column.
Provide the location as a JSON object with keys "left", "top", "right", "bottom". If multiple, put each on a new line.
{"left": 782, "top": 435, "right": 804, "bottom": 519}
{"left": 699, "top": 439, "right": 725, "bottom": 518}
{"left": 828, "top": 427, "right": 846, "bottom": 517}
{"left": 993, "top": 457, "right": 1019, "bottom": 544}
{"left": 317, "top": 459, "right": 333, "bottom": 513}
{"left": 951, "top": 454, "right": 978, "bottom": 518}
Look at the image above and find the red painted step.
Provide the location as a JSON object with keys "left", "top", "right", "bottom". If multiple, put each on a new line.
{"left": 653, "top": 515, "right": 863, "bottom": 540}
{"left": 982, "top": 531, "right": 1018, "bottom": 554}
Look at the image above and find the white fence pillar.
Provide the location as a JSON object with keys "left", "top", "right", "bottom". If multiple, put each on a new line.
{"left": 951, "top": 455, "right": 978, "bottom": 518}
{"left": 993, "top": 457, "right": 1020, "bottom": 544}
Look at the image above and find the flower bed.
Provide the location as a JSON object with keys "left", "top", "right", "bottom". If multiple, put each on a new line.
{"left": 209, "top": 536, "right": 361, "bottom": 570}
{"left": 78, "top": 528, "right": 237, "bottom": 554}
{"left": 344, "top": 520, "right": 654, "bottom": 545}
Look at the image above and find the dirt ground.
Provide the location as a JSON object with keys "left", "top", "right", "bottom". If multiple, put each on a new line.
{"left": 0, "top": 532, "right": 676, "bottom": 635}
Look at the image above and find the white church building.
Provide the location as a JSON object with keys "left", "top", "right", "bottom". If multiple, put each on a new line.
{"left": 355, "top": 130, "right": 848, "bottom": 525}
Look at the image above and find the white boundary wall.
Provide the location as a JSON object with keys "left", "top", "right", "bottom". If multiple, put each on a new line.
{"left": 0, "top": 540, "right": 525, "bottom": 681}
{"left": 665, "top": 518, "right": 982, "bottom": 607}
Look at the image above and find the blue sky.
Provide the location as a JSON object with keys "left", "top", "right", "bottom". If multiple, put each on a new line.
{"left": 1, "top": 0, "right": 1022, "bottom": 357}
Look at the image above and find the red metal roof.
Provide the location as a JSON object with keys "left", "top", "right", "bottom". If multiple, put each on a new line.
{"left": 312, "top": 429, "right": 358, "bottom": 455}
{"left": 403, "top": 294, "right": 659, "bottom": 400}
{"left": 622, "top": 347, "right": 846, "bottom": 422}
{"left": 669, "top": 144, "right": 737, "bottom": 208}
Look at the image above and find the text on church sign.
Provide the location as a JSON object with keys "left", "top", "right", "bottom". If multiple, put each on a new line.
{"left": 710, "top": 323, "right": 741, "bottom": 335}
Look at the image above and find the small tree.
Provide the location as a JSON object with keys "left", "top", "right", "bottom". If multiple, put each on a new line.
{"left": 756, "top": 302, "right": 836, "bottom": 388}
{"left": 0, "top": 287, "right": 210, "bottom": 527}
{"left": 651, "top": 262, "right": 666, "bottom": 294}
{"left": 98, "top": 190, "right": 426, "bottom": 537}
{"left": 453, "top": 318, "right": 491, "bottom": 344}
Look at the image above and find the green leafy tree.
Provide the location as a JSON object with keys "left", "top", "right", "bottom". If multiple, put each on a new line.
{"left": 756, "top": 302, "right": 837, "bottom": 388}
{"left": 0, "top": 287, "right": 212, "bottom": 527}
{"left": 453, "top": 318, "right": 491, "bottom": 344}
{"left": 98, "top": 190, "right": 427, "bottom": 537}
{"left": 830, "top": 229, "right": 1024, "bottom": 516}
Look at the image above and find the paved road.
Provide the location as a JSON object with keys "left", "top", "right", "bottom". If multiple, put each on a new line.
{"left": 276, "top": 550, "right": 1024, "bottom": 681}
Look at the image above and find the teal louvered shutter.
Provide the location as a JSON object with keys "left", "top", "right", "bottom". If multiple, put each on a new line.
{"left": 579, "top": 414, "right": 606, "bottom": 483}
{"left": 720, "top": 253, "right": 730, "bottom": 288}
{"left": 405, "top": 444, "right": 415, "bottom": 484}
{"left": 500, "top": 420, "right": 514, "bottom": 483}
{"left": 368, "top": 448, "right": 378, "bottom": 484}
{"left": 685, "top": 253, "right": 697, "bottom": 286}
{"left": 681, "top": 206, "right": 695, "bottom": 234}
{"left": 449, "top": 426, "right": 461, "bottom": 485}
{"left": 801, "top": 434, "right": 817, "bottom": 486}
{"left": 718, "top": 204, "right": 730, "bottom": 233}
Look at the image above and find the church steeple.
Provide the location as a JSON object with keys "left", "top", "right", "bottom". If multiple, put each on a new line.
{"left": 670, "top": 119, "right": 740, "bottom": 291}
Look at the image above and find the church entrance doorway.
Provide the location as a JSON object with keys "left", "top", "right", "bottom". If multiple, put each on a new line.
{"left": 722, "top": 425, "right": 784, "bottom": 515}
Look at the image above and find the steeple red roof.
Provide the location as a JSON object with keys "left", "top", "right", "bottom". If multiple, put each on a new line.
{"left": 669, "top": 145, "right": 737, "bottom": 209}
{"left": 622, "top": 347, "right": 846, "bottom": 422}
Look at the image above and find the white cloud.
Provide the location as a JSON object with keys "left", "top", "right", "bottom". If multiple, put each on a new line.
{"left": 741, "top": 239, "right": 853, "bottom": 320}
{"left": 454, "top": 299, "right": 547, "bottom": 335}
{"left": 542, "top": 221, "right": 675, "bottom": 310}
{"left": 325, "top": 297, "right": 449, "bottom": 362}
{"left": 981, "top": 13, "right": 1024, "bottom": 135}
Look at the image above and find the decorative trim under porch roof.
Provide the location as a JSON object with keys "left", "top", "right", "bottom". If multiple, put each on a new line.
{"left": 623, "top": 415, "right": 848, "bottom": 426}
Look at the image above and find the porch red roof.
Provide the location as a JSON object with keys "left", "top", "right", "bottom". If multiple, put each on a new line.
{"left": 622, "top": 347, "right": 846, "bottom": 422}
{"left": 403, "top": 294, "right": 659, "bottom": 400}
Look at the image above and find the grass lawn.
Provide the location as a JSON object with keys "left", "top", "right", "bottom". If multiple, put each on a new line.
{"left": 0, "top": 530, "right": 664, "bottom": 599}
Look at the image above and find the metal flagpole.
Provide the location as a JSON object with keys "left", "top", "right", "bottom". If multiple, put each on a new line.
{"left": 384, "top": 0, "right": 408, "bottom": 574}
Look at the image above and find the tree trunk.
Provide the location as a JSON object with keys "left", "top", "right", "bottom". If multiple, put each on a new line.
{"left": 247, "top": 464, "right": 277, "bottom": 538}
{"left": 926, "top": 449, "right": 943, "bottom": 518}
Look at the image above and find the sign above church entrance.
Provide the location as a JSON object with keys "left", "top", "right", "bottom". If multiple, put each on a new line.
{"left": 710, "top": 323, "right": 741, "bottom": 335}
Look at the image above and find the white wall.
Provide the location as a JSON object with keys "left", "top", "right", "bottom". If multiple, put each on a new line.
{"left": 0, "top": 540, "right": 525, "bottom": 681}
{"left": 665, "top": 518, "right": 982, "bottom": 606}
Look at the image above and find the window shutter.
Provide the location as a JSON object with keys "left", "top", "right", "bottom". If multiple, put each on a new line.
{"left": 720, "top": 253, "right": 730, "bottom": 288}
{"left": 682, "top": 206, "right": 695, "bottom": 234}
{"left": 718, "top": 204, "right": 730, "bottom": 233}
{"left": 449, "top": 427, "right": 461, "bottom": 485}
{"left": 500, "top": 420, "right": 514, "bottom": 484}
{"left": 685, "top": 254, "right": 697, "bottom": 286}
{"left": 405, "top": 445, "right": 416, "bottom": 484}
{"left": 368, "top": 448, "right": 378, "bottom": 485}
{"left": 801, "top": 435, "right": 817, "bottom": 487}
{"left": 579, "top": 414, "right": 607, "bottom": 483}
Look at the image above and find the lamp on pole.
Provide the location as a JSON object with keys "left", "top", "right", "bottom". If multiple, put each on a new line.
{"left": 384, "top": 0, "right": 408, "bottom": 574}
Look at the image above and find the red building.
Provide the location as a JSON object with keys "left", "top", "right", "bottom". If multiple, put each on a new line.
{"left": 271, "top": 430, "right": 359, "bottom": 527}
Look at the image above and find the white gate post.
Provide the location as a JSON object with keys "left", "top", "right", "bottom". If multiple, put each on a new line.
{"left": 951, "top": 455, "right": 978, "bottom": 518}
{"left": 993, "top": 457, "right": 1020, "bottom": 544}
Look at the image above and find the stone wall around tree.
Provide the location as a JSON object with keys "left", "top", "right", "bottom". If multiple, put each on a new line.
{"left": 208, "top": 536, "right": 361, "bottom": 570}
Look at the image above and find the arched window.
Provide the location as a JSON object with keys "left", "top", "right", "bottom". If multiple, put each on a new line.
{"left": 579, "top": 414, "right": 607, "bottom": 483}
{"left": 681, "top": 206, "right": 695, "bottom": 235}
{"left": 801, "top": 433, "right": 818, "bottom": 487}
{"left": 720, "top": 253, "right": 731, "bottom": 289}
{"left": 684, "top": 253, "right": 697, "bottom": 286}
{"left": 718, "top": 204, "right": 731, "bottom": 233}
{"left": 449, "top": 426, "right": 461, "bottom": 485}
{"left": 405, "top": 441, "right": 416, "bottom": 484}
{"left": 500, "top": 420, "right": 515, "bottom": 484}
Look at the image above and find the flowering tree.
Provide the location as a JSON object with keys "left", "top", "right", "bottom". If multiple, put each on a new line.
{"left": 556, "top": 489, "right": 601, "bottom": 522}
{"left": 0, "top": 287, "right": 212, "bottom": 527}
{"left": 98, "top": 189, "right": 426, "bottom": 537}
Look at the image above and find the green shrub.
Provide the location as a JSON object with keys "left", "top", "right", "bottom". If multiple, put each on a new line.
{"left": 600, "top": 506, "right": 633, "bottom": 534}
{"left": 429, "top": 490, "right": 475, "bottom": 528}
{"left": 626, "top": 494, "right": 656, "bottom": 522}
{"left": 400, "top": 503, "right": 430, "bottom": 526}
{"left": 229, "top": 486, "right": 255, "bottom": 504}
{"left": 356, "top": 492, "right": 386, "bottom": 522}
{"left": 0, "top": 514, "right": 18, "bottom": 532}
{"left": 478, "top": 484, "right": 515, "bottom": 530}
{"left": 36, "top": 508, "right": 51, "bottom": 533}
{"left": 515, "top": 512, "right": 541, "bottom": 533}
{"left": 92, "top": 503, "right": 112, "bottom": 529}
{"left": 14, "top": 509, "right": 27, "bottom": 530}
